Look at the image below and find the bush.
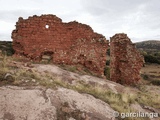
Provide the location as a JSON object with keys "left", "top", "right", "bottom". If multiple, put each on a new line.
{"left": 106, "top": 60, "right": 110, "bottom": 65}
{"left": 142, "top": 74, "right": 149, "bottom": 80}
{"left": 104, "top": 66, "right": 110, "bottom": 80}
{"left": 144, "top": 54, "right": 160, "bottom": 64}
{"left": 150, "top": 80, "right": 160, "bottom": 86}
{"left": 106, "top": 49, "right": 110, "bottom": 56}
{"left": 0, "top": 41, "right": 14, "bottom": 56}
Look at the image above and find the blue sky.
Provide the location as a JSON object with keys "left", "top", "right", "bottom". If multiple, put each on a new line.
{"left": 0, "top": 0, "right": 160, "bottom": 42}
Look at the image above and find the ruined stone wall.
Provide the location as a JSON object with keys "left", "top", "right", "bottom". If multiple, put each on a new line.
{"left": 110, "top": 33, "right": 144, "bottom": 84}
{"left": 12, "top": 14, "right": 108, "bottom": 76}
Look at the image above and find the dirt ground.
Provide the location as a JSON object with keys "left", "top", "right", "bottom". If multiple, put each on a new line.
{"left": 141, "top": 64, "right": 160, "bottom": 75}
{"left": 140, "top": 63, "right": 160, "bottom": 82}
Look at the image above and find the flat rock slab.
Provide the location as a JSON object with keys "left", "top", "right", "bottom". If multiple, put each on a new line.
{"left": 0, "top": 86, "right": 56, "bottom": 120}
{"left": 34, "top": 64, "right": 125, "bottom": 94}
{"left": 0, "top": 86, "right": 116, "bottom": 120}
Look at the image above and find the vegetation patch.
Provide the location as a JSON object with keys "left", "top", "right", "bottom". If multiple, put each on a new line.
{"left": 136, "top": 40, "right": 160, "bottom": 64}
{"left": 0, "top": 53, "right": 159, "bottom": 120}
{"left": 0, "top": 41, "right": 14, "bottom": 56}
{"left": 104, "top": 66, "right": 110, "bottom": 80}
{"left": 150, "top": 80, "right": 160, "bottom": 86}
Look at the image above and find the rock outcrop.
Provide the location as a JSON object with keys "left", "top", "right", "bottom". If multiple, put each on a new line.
{"left": 110, "top": 33, "right": 144, "bottom": 84}
{"left": 12, "top": 14, "right": 108, "bottom": 76}
{"left": 0, "top": 86, "right": 116, "bottom": 120}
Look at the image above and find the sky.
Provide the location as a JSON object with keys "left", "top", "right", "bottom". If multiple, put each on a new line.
{"left": 0, "top": 0, "right": 160, "bottom": 42}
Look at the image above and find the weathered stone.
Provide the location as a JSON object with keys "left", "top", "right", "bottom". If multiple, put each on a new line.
{"left": 12, "top": 14, "right": 109, "bottom": 76}
{"left": 0, "top": 86, "right": 116, "bottom": 120}
{"left": 110, "top": 33, "right": 144, "bottom": 85}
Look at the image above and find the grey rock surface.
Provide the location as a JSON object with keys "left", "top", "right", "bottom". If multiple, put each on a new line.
{"left": 0, "top": 86, "right": 116, "bottom": 120}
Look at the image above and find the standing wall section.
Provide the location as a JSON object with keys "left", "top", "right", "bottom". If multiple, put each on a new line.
{"left": 110, "top": 33, "right": 144, "bottom": 84}
{"left": 12, "top": 14, "right": 109, "bottom": 76}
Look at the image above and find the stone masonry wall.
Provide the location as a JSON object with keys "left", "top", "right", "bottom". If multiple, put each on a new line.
{"left": 110, "top": 33, "right": 144, "bottom": 84}
{"left": 12, "top": 14, "right": 108, "bottom": 76}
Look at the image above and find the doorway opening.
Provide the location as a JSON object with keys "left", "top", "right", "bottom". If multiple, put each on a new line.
{"left": 41, "top": 51, "right": 53, "bottom": 63}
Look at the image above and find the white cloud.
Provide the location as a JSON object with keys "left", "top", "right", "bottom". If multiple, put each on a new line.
{"left": 0, "top": 20, "right": 15, "bottom": 40}
{"left": 0, "top": 0, "right": 160, "bottom": 42}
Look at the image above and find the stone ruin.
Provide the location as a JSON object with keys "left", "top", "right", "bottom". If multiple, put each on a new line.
{"left": 110, "top": 33, "right": 144, "bottom": 84}
{"left": 12, "top": 14, "right": 108, "bottom": 76}
{"left": 12, "top": 14, "right": 144, "bottom": 84}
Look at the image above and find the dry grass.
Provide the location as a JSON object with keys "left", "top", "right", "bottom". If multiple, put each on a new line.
{"left": 141, "top": 64, "right": 160, "bottom": 77}
{"left": 140, "top": 64, "right": 160, "bottom": 86}
{"left": 0, "top": 55, "right": 159, "bottom": 120}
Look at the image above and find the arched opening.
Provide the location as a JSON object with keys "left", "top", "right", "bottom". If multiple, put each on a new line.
{"left": 41, "top": 51, "right": 53, "bottom": 63}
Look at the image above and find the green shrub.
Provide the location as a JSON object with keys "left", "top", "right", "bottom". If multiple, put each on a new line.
{"left": 68, "top": 66, "right": 77, "bottom": 72}
{"left": 143, "top": 74, "right": 149, "bottom": 80}
{"left": 144, "top": 54, "right": 160, "bottom": 64}
{"left": 106, "top": 60, "right": 110, "bottom": 65}
{"left": 150, "top": 80, "right": 160, "bottom": 86}
{"left": 0, "top": 41, "right": 14, "bottom": 56}
{"left": 104, "top": 66, "right": 110, "bottom": 80}
{"left": 106, "top": 49, "right": 110, "bottom": 56}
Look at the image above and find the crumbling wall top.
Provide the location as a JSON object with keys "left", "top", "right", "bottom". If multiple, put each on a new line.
{"left": 110, "top": 33, "right": 131, "bottom": 43}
